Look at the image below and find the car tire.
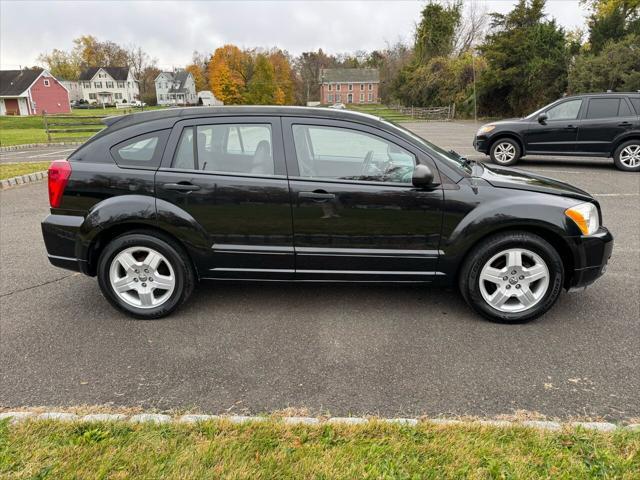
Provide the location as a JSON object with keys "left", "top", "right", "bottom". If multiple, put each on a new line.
{"left": 613, "top": 140, "right": 640, "bottom": 172}
{"left": 97, "top": 231, "right": 195, "bottom": 319}
{"left": 459, "top": 231, "right": 564, "bottom": 324}
{"left": 489, "top": 138, "right": 521, "bottom": 166}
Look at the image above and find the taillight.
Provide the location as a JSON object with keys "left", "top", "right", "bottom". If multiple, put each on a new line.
{"left": 48, "top": 160, "right": 72, "bottom": 208}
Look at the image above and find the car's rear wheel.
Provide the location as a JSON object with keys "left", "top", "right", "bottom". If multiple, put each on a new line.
{"left": 489, "top": 138, "right": 521, "bottom": 166}
{"left": 97, "top": 231, "right": 195, "bottom": 319}
{"left": 613, "top": 140, "right": 640, "bottom": 172}
{"left": 459, "top": 231, "right": 564, "bottom": 323}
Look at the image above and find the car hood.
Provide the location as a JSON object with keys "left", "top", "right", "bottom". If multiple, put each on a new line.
{"left": 478, "top": 164, "right": 593, "bottom": 201}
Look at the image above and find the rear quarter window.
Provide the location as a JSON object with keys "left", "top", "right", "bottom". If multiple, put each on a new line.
{"left": 110, "top": 130, "right": 170, "bottom": 169}
{"left": 630, "top": 97, "right": 640, "bottom": 115}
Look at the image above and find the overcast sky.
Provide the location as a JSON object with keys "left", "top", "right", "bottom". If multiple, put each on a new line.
{"left": 1, "top": 0, "right": 589, "bottom": 70}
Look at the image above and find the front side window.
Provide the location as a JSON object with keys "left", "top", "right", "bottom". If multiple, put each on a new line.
{"left": 291, "top": 125, "right": 416, "bottom": 184}
{"left": 586, "top": 98, "right": 621, "bottom": 119}
{"left": 546, "top": 99, "right": 582, "bottom": 121}
{"left": 172, "top": 123, "right": 274, "bottom": 175}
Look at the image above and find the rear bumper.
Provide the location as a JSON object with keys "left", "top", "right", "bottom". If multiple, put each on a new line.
{"left": 566, "top": 227, "right": 614, "bottom": 290}
{"left": 41, "top": 214, "right": 88, "bottom": 274}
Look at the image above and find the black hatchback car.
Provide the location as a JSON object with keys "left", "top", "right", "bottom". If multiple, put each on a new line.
{"left": 43, "top": 106, "right": 613, "bottom": 323}
{"left": 474, "top": 92, "right": 640, "bottom": 171}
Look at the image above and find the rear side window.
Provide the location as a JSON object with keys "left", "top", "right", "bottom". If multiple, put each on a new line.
{"left": 111, "top": 130, "right": 169, "bottom": 169}
{"left": 618, "top": 99, "right": 633, "bottom": 117}
{"left": 171, "top": 124, "right": 274, "bottom": 176}
{"left": 586, "top": 98, "right": 620, "bottom": 119}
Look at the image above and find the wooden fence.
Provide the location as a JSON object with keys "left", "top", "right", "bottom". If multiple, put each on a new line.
{"left": 42, "top": 113, "right": 106, "bottom": 143}
{"left": 390, "top": 105, "right": 455, "bottom": 121}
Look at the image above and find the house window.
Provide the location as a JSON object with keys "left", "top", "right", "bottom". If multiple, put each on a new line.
{"left": 336, "top": 94, "right": 341, "bottom": 102}
{"left": 83, "top": 82, "right": 91, "bottom": 88}
{"left": 94, "top": 82, "right": 102, "bottom": 88}
{"left": 43, "top": 79, "right": 50, "bottom": 87}
{"left": 336, "top": 84, "right": 341, "bottom": 91}
{"left": 106, "top": 81, "right": 114, "bottom": 88}
{"left": 117, "top": 81, "right": 125, "bottom": 88}
{"left": 115, "top": 93, "right": 122, "bottom": 99}
{"left": 89, "top": 93, "right": 97, "bottom": 100}
{"left": 359, "top": 93, "right": 364, "bottom": 103}
{"left": 328, "top": 94, "right": 334, "bottom": 103}
{"left": 368, "top": 92, "right": 373, "bottom": 102}
{"left": 328, "top": 84, "right": 332, "bottom": 91}
{"left": 128, "top": 82, "right": 131, "bottom": 87}
{"left": 348, "top": 84, "right": 353, "bottom": 91}
{"left": 360, "top": 84, "right": 364, "bottom": 90}
{"left": 368, "top": 84, "right": 373, "bottom": 90}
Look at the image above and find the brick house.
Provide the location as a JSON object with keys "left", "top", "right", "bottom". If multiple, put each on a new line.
{"left": 319, "top": 68, "right": 380, "bottom": 105}
{"left": 0, "top": 69, "right": 71, "bottom": 115}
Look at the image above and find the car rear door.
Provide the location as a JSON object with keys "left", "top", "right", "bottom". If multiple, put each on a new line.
{"left": 155, "top": 116, "right": 294, "bottom": 279}
{"left": 576, "top": 96, "right": 637, "bottom": 155}
{"left": 282, "top": 117, "right": 443, "bottom": 282}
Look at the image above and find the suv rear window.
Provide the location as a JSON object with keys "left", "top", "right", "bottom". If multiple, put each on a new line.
{"left": 111, "top": 130, "right": 169, "bottom": 169}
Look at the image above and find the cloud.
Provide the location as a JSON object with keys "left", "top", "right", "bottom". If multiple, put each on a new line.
{"left": 0, "top": 0, "right": 588, "bottom": 69}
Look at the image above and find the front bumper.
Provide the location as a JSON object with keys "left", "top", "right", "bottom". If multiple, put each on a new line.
{"left": 473, "top": 136, "right": 490, "bottom": 154}
{"left": 41, "top": 214, "right": 88, "bottom": 274}
{"left": 566, "top": 227, "right": 614, "bottom": 290}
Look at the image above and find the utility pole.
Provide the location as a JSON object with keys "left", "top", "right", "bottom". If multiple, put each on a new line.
{"left": 472, "top": 49, "right": 478, "bottom": 124}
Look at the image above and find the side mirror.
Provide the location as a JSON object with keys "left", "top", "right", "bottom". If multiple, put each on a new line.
{"left": 412, "top": 164, "right": 435, "bottom": 188}
{"left": 537, "top": 113, "right": 548, "bottom": 124}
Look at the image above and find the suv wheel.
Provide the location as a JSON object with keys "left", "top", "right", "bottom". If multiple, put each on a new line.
{"left": 613, "top": 140, "right": 640, "bottom": 172}
{"left": 490, "top": 139, "right": 521, "bottom": 166}
{"left": 459, "top": 231, "right": 563, "bottom": 323}
{"left": 97, "top": 231, "right": 195, "bottom": 319}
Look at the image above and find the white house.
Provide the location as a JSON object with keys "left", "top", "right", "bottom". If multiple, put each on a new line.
{"left": 155, "top": 70, "right": 197, "bottom": 106}
{"left": 78, "top": 67, "right": 139, "bottom": 105}
{"left": 60, "top": 80, "right": 82, "bottom": 102}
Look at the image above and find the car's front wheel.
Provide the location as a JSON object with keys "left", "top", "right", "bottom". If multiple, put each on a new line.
{"left": 459, "top": 231, "right": 564, "bottom": 323}
{"left": 97, "top": 231, "right": 195, "bottom": 319}
{"left": 489, "top": 138, "right": 521, "bottom": 166}
{"left": 613, "top": 140, "right": 640, "bottom": 172}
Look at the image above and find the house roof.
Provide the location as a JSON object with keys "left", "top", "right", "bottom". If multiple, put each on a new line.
{"left": 157, "top": 70, "right": 192, "bottom": 94}
{"left": 79, "top": 67, "right": 131, "bottom": 81}
{"left": 0, "top": 69, "right": 43, "bottom": 96}
{"left": 320, "top": 68, "right": 380, "bottom": 83}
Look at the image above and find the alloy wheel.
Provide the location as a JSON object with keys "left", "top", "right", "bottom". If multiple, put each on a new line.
{"left": 620, "top": 144, "right": 640, "bottom": 168}
{"left": 109, "top": 246, "right": 176, "bottom": 309}
{"left": 478, "top": 248, "right": 550, "bottom": 313}
{"left": 494, "top": 142, "right": 516, "bottom": 163}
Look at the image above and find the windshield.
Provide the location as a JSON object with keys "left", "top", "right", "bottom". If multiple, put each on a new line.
{"left": 524, "top": 99, "right": 561, "bottom": 119}
{"left": 381, "top": 119, "right": 472, "bottom": 173}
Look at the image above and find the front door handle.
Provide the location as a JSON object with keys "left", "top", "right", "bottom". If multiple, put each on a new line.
{"left": 299, "top": 190, "right": 335, "bottom": 201}
{"left": 565, "top": 124, "right": 577, "bottom": 129}
{"left": 618, "top": 121, "right": 632, "bottom": 127}
{"left": 162, "top": 182, "right": 201, "bottom": 192}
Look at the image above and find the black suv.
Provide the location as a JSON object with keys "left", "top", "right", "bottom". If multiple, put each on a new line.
{"left": 474, "top": 93, "right": 640, "bottom": 171}
{"left": 42, "top": 107, "right": 613, "bottom": 323}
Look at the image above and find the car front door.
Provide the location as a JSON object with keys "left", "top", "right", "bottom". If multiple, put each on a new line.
{"left": 155, "top": 116, "right": 294, "bottom": 279}
{"left": 524, "top": 98, "right": 583, "bottom": 154}
{"left": 282, "top": 117, "right": 443, "bottom": 282}
{"left": 576, "top": 97, "right": 637, "bottom": 155}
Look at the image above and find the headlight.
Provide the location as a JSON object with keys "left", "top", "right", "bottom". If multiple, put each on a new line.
{"left": 565, "top": 202, "right": 599, "bottom": 235}
{"left": 477, "top": 125, "right": 495, "bottom": 135}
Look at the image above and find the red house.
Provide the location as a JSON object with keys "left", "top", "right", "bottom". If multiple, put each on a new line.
{"left": 0, "top": 69, "right": 71, "bottom": 115}
{"left": 319, "top": 68, "right": 380, "bottom": 105}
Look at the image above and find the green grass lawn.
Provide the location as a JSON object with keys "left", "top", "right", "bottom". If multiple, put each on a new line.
{"left": 0, "top": 106, "right": 163, "bottom": 146}
{"left": 0, "top": 161, "right": 51, "bottom": 180}
{"left": 1, "top": 419, "right": 639, "bottom": 479}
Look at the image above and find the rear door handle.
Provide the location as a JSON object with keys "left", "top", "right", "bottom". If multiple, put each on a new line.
{"left": 162, "top": 182, "right": 201, "bottom": 192}
{"left": 618, "top": 121, "right": 632, "bottom": 127}
{"left": 565, "top": 124, "right": 577, "bottom": 129}
{"left": 299, "top": 190, "right": 335, "bottom": 201}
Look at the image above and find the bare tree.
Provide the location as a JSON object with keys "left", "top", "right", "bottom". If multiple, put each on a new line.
{"left": 454, "top": 1, "right": 488, "bottom": 54}
{"left": 127, "top": 45, "right": 159, "bottom": 103}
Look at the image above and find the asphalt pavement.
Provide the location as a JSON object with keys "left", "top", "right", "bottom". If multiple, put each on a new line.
{"left": 0, "top": 146, "right": 78, "bottom": 164}
{"left": 1, "top": 123, "right": 639, "bottom": 421}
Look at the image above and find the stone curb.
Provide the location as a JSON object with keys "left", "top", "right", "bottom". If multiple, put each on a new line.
{"left": 0, "top": 411, "right": 637, "bottom": 431}
{"left": 0, "top": 171, "right": 48, "bottom": 190}
{"left": 0, "top": 142, "right": 83, "bottom": 152}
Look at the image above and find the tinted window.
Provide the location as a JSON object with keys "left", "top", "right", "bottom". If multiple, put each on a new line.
{"left": 112, "top": 131, "right": 168, "bottom": 168}
{"left": 292, "top": 125, "right": 415, "bottom": 183}
{"left": 171, "top": 124, "right": 274, "bottom": 175}
{"left": 619, "top": 99, "right": 633, "bottom": 117}
{"left": 546, "top": 99, "right": 582, "bottom": 121}
{"left": 630, "top": 98, "right": 640, "bottom": 114}
{"left": 586, "top": 98, "right": 620, "bottom": 119}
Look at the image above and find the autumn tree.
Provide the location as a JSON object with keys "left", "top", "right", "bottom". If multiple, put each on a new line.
{"left": 268, "top": 50, "right": 294, "bottom": 104}
{"left": 72, "top": 35, "right": 129, "bottom": 68}
{"left": 186, "top": 64, "right": 207, "bottom": 92}
{"left": 207, "top": 45, "right": 247, "bottom": 104}
{"left": 37, "top": 49, "right": 80, "bottom": 80}
{"left": 244, "top": 54, "right": 277, "bottom": 104}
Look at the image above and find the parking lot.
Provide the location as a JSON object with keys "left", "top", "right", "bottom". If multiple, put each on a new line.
{"left": 1, "top": 121, "right": 639, "bottom": 421}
